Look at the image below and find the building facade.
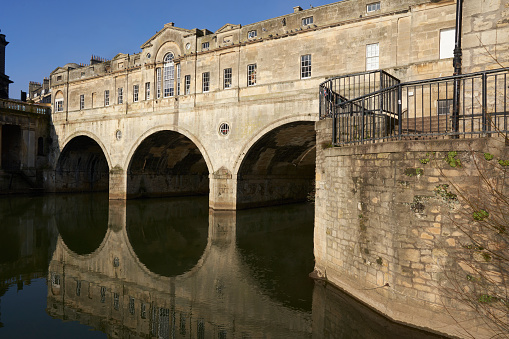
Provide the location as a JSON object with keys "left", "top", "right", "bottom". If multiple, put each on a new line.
{"left": 48, "top": 0, "right": 508, "bottom": 209}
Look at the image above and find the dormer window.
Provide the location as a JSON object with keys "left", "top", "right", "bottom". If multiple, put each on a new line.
{"left": 248, "top": 30, "right": 257, "bottom": 39}
{"left": 367, "top": 2, "right": 381, "bottom": 12}
{"left": 302, "top": 16, "right": 313, "bottom": 26}
{"left": 202, "top": 42, "right": 209, "bottom": 50}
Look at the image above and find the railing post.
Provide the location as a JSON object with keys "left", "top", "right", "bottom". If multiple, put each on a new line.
{"left": 361, "top": 99, "right": 365, "bottom": 143}
{"left": 398, "top": 84, "right": 402, "bottom": 140}
{"left": 482, "top": 72, "right": 488, "bottom": 135}
{"left": 332, "top": 106, "right": 337, "bottom": 145}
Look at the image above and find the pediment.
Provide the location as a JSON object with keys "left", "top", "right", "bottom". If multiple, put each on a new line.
{"left": 50, "top": 67, "right": 69, "bottom": 75}
{"left": 140, "top": 24, "right": 192, "bottom": 49}
{"left": 215, "top": 23, "right": 241, "bottom": 34}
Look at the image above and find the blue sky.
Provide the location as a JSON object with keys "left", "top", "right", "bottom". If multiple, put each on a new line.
{"left": 3, "top": 0, "right": 336, "bottom": 99}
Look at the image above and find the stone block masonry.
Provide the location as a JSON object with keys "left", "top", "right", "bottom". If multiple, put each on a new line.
{"left": 314, "top": 119, "right": 509, "bottom": 338}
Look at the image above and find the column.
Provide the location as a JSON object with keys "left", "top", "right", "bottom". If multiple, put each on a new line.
{"left": 209, "top": 166, "right": 237, "bottom": 210}
{"left": 109, "top": 166, "right": 127, "bottom": 200}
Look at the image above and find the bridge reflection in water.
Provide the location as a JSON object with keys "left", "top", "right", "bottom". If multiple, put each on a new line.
{"left": 0, "top": 194, "right": 446, "bottom": 338}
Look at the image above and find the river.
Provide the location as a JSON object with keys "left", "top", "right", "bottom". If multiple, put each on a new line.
{"left": 0, "top": 194, "right": 447, "bottom": 338}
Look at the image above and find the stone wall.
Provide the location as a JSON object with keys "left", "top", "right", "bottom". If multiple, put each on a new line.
{"left": 314, "top": 118, "right": 509, "bottom": 338}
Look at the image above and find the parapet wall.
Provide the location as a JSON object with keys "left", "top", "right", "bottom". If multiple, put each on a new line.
{"left": 314, "top": 118, "right": 509, "bottom": 338}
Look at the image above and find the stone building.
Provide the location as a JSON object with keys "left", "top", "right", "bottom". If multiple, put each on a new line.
{"left": 0, "top": 32, "right": 13, "bottom": 99}
{"left": 28, "top": 78, "right": 51, "bottom": 104}
{"left": 48, "top": 0, "right": 508, "bottom": 210}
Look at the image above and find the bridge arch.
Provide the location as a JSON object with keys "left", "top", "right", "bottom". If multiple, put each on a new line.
{"left": 125, "top": 125, "right": 212, "bottom": 198}
{"left": 55, "top": 132, "right": 111, "bottom": 192}
{"left": 234, "top": 115, "right": 317, "bottom": 209}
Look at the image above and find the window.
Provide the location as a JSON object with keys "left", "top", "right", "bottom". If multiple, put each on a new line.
{"left": 145, "top": 82, "right": 150, "bottom": 100}
{"left": 51, "top": 273, "right": 60, "bottom": 286}
{"left": 176, "top": 64, "right": 181, "bottom": 95}
{"left": 129, "top": 297, "right": 135, "bottom": 315}
{"left": 156, "top": 68, "right": 162, "bottom": 99}
{"left": 437, "top": 99, "right": 453, "bottom": 115}
{"left": 367, "top": 2, "right": 381, "bottom": 12}
{"left": 185, "top": 75, "right": 191, "bottom": 95}
{"left": 301, "top": 54, "right": 312, "bottom": 79}
{"left": 366, "top": 43, "right": 379, "bottom": 71}
{"left": 202, "top": 42, "right": 209, "bottom": 50}
{"left": 163, "top": 53, "right": 175, "bottom": 97}
{"left": 247, "top": 64, "right": 257, "bottom": 86}
{"left": 113, "top": 293, "right": 119, "bottom": 310}
{"left": 248, "top": 30, "right": 257, "bottom": 39}
{"left": 202, "top": 72, "right": 210, "bottom": 92}
{"left": 133, "top": 85, "right": 139, "bottom": 102}
{"left": 104, "top": 90, "right": 110, "bottom": 106}
{"left": 55, "top": 99, "right": 63, "bottom": 112}
{"left": 76, "top": 281, "right": 81, "bottom": 296}
{"left": 118, "top": 87, "right": 123, "bottom": 104}
{"left": 56, "top": 75, "right": 62, "bottom": 81}
{"left": 440, "top": 28, "right": 455, "bottom": 59}
{"left": 141, "top": 303, "right": 147, "bottom": 319}
{"left": 302, "top": 16, "right": 313, "bottom": 26}
{"left": 224, "top": 68, "right": 232, "bottom": 89}
{"left": 100, "top": 286, "right": 106, "bottom": 303}
{"left": 80, "top": 94, "right": 84, "bottom": 109}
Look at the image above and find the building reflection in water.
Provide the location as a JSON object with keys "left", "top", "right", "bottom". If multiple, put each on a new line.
{"left": 0, "top": 194, "right": 447, "bottom": 338}
{"left": 47, "top": 196, "right": 314, "bottom": 338}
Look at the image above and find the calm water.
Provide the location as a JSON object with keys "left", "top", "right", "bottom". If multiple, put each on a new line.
{"left": 0, "top": 194, "right": 447, "bottom": 338}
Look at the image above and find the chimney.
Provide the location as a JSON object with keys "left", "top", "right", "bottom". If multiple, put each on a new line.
{"left": 293, "top": 6, "right": 303, "bottom": 12}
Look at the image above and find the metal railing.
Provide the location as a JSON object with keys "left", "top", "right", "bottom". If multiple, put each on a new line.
{"left": 0, "top": 98, "right": 51, "bottom": 115}
{"left": 319, "top": 70, "right": 400, "bottom": 119}
{"left": 320, "top": 68, "right": 509, "bottom": 146}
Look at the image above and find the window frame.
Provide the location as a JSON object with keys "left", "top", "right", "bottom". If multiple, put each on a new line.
{"left": 301, "top": 54, "right": 312, "bottom": 79}
{"left": 176, "top": 64, "right": 181, "bottom": 96}
{"left": 133, "top": 84, "right": 139, "bottom": 102}
{"left": 79, "top": 94, "right": 85, "bottom": 110}
{"left": 163, "top": 53, "right": 175, "bottom": 97}
{"left": 366, "top": 2, "right": 381, "bottom": 12}
{"left": 202, "top": 72, "right": 210, "bottom": 92}
{"left": 55, "top": 98, "right": 63, "bottom": 112}
{"left": 224, "top": 68, "right": 232, "bottom": 89}
{"left": 247, "top": 30, "right": 257, "bottom": 39}
{"left": 247, "top": 64, "right": 257, "bottom": 86}
{"left": 302, "top": 16, "right": 313, "bottom": 26}
{"left": 184, "top": 75, "right": 191, "bottom": 95}
{"left": 202, "top": 42, "right": 209, "bottom": 50}
{"left": 118, "top": 87, "right": 123, "bottom": 104}
{"left": 156, "top": 68, "right": 162, "bottom": 99}
{"left": 366, "top": 43, "right": 380, "bottom": 71}
{"left": 104, "top": 90, "right": 110, "bottom": 106}
{"left": 440, "top": 28, "right": 455, "bottom": 59}
{"left": 145, "top": 82, "right": 150, "bottom": 100}
{"left": 437, "top": 99, "right": 453, "bottom": 115}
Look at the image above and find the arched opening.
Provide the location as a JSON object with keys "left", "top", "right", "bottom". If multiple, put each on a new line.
{"left": 55, "top": 194, "right": 109, "bottom": 255}
{"left": 55, "top": 136, "right": 109, "bottom": 192}
{"left": 237, "top": 121, "right": 316, "bottom": 209}
{"left": 126, "top": 196, "right": 209, "bottom": 277}
{"left": 127, "top": 130, "right": 209, "bottom": 198}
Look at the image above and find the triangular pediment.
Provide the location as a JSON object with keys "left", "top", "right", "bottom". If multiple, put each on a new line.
{"left": 50, "top": 66, "right": 69, "bottom": 75}
{"left": 215, "top": 23, "right": 241, "bottom": 34}
{"left": 140, "top": 24, "right": 192, "bottom": 49}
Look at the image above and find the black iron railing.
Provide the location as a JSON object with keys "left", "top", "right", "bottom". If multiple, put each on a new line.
{"left": 320, "top": 68, "right": 509, "bottom": 146}
{"left": 319, "top": 70, "right": 400, "bottom": 120}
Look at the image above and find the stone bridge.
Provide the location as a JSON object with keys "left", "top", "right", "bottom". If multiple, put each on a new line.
{"left": 47, "top": 0, "right": 482, "bottom": 210}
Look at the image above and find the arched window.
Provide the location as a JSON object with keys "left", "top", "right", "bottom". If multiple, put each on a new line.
{"left": 54, "top": 91, "right": 64, "bottom": 112}
{"left": 163, "top": 53, "right": 175, "bottom": 97}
